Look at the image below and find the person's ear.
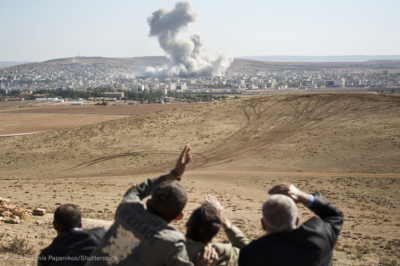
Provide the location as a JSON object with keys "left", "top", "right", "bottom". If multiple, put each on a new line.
{"left": 296, "top": 217, "right": 299, "bottom": 227}
{"left": 261, "top": 218, "right": 267, "bottom": 231}
{"left": 175, "top": 212, "right": 184, "bottom": 221}
{"left": 53, "top": 221, "right": 59, "bottom": 235}
{"left": 79, "top": 222, "right": 82, "bottom": 229}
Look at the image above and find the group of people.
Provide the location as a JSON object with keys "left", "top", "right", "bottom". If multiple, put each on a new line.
{"left": 38, "top": 144, "right": 344, "bottom": 266}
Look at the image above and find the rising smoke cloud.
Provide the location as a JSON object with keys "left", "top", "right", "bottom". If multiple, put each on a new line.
{"left": 139, "top": 0, "right": 233, "bottom": 78}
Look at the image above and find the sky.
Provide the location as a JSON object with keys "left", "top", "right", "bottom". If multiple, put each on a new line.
{"left": 1, "top": 0, "right": 400, "bottom": 62}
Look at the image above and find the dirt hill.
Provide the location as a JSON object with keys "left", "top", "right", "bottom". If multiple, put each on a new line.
{"left": 1, "top": 93, "right": 400, "bottom": 266}
{"left": 1, "top": 93, "right": 399, "bottom": 180}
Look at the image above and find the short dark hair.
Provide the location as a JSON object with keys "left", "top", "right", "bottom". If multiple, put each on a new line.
{"left": 151, "top": 181, "right": 187, "bottom": 222}
{"left": 53, "top": 204, "right": 82, "bottom": 233}
{"left": 186, "top": 203, "right": 222, "bottom": 243}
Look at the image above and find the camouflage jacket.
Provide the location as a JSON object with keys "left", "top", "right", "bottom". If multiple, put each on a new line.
{"left": 87, "top": 179, "right": 192, "bottom": 266}
{"left": 185, "top": 225, "right": 250, "bottom": 266}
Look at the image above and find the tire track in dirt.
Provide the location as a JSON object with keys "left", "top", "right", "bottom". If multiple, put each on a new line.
{"left": 190, "top": 94, "right": 400, "bottom": 169}
{"left": 46, "top": 93, "right": 400, "bottom": 177}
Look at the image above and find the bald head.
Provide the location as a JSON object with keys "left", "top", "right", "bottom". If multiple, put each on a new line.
{"left": 53, "top": 204, "right": 82, "bottom": 233}
{"left": 262, "top": 194, "right": 298, "bottom": 234}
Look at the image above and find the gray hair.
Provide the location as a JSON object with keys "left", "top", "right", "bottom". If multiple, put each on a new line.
{"left": 262, "top": 194, "right": 298, "bottom": 234}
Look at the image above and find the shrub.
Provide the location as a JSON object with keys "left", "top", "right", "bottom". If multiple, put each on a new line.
{"left": 0, "top": 236, "right": 36, "bottom": 256}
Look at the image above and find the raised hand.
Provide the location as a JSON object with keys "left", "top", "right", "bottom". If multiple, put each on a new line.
{"left": 268, "top": 184, "right": 309, "bottom": 205}
{"left": 175, "top": 143, "right": 192, "bottom": 176}
{"left": 205, "top": 194, "right": 231, "bottom": 230}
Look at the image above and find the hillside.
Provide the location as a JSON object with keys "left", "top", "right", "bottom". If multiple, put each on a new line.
{"left": 237, "top": 55, "right": 400, "bottom": 63}
{"left": 3, "top": 56, "right": 400, "bottom": 71}
{"left": 1, "top": 93, "right": 399, "bottom": 180}
{"left": 2, "top": 56, "right": 169, "bottom": 71}
{"left": 1, "top": 93, "right": 400, "bottom": 266}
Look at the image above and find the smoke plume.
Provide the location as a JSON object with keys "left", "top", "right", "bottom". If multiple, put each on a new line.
{"left": 140, "top": 0, "right": 233, "bottom": 78}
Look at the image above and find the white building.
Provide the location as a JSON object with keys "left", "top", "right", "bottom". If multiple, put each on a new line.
{"left": 155, "top": 88, "right": 168, "bottom": 95}
{"left": 176, "top": 83, "right": 186, "bottom": 91}
{"left": 333, "top": 78, "right": 345, "bottom": 87}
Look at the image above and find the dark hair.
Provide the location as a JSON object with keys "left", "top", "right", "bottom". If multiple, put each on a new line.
{"left": 186, "top": 203, "right": 222, "bottom": 243}
{"left": 151, "top": 181, "right": 187, "bottom": 222}
{"left": 53, "top": 204, "right": 82, "bottom": 233}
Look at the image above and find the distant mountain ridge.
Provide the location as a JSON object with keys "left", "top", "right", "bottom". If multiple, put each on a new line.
{"left": 0, "top": 61, "right": 35, "bottom": 69}
{"left": 236, "top": 55, "right": 400, "bottom": 63}
{"left": 2, "top": 56, "right": 400, "bottom": 72}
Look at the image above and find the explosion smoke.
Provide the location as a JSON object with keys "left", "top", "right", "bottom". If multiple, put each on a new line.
{"left": 140, "top": 0, "right": 233, "bottom": 78}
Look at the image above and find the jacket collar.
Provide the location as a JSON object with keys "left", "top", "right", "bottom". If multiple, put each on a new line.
{"left": 56, "top": 227, "right": 82, "bottom": 239}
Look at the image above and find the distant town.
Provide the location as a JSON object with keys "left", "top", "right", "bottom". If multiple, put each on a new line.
{"left": 1, "top": 58, "right": 400, "bottom": 102}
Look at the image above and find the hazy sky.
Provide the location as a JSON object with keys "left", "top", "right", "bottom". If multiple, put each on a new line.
{"left": 1, "top": 0, "right": 399, "bottom": 62}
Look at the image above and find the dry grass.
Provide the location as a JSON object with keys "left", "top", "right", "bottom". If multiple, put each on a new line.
{"left": 0, "top": 236, "right": 36, "bottom": 256}
{"left": 379, "top": 258, "right": 399, "bottom": 266}
{"left": 80, "top": 208, "right": 115, "bottom": 220}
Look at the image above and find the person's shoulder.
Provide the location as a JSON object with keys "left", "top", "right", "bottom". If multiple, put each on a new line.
{"left": 299, "top": 216, "right": 326, "bottom": 230}
{"left": 296, "top": 216, "right": 333, "bottom": 242}
{"left": 157, "top": 223, "right": 186, "bottom": 243}
{"left": 85, "top": 227, "right": 107, "bottom": 235}
{"left": 213, "top": 242, "right": 232, "bottom": 249}
{"left": 84, "top": 227, "right": 107, "bottom": 240}
{"left": 239, "top": 237, "right": 269, "bottom": 264}
{"left": 59, "top": 228, "right": 105, "bottom": 245}
{"left": 39, "top": 244, "right": 52, "bottom": 257}
{"left": 241, "top": 235, "right": 271, "bottom": 252}
{"left": 150, "top": 224, "right": 187, "bottom": 251}
{"left": 213, "top": 242, "right": 236, "bottom": 255}
{"left": 86, "top": 227, "right": 107, "bottom": 232}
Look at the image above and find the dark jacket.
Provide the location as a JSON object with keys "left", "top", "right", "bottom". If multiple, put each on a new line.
{"left": 38, "top": 227, "right": 106, "bottom": 266}
{"left": 239, "top": 193, "right": 344, "bottom": 266}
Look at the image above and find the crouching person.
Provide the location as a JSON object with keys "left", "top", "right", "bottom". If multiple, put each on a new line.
{"left": 38, "top": 204, "right": 106, "bottom": 266}
{"left": 87, "top": 144, "right": 217, "bottom": 266}
{"left": 185, "top": 195, "right": 250, "bottom": 266}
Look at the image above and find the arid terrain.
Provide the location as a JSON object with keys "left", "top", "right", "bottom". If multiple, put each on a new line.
{"left": 0, "top": 103, "right": 197, "bottom": 135}
{"left": 1, "top": 93, "right": 400, "bottom": 266}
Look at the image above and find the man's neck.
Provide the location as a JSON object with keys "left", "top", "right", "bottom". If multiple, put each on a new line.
{"left": 147, "top": 206, "right": 170, "bottom": 222}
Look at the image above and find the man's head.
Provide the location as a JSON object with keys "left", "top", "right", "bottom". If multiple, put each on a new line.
{"left": 261, "top": 194, "right": 298, "bottom": 234}
{"left": 148, "top": 181, "right": 187, "bottom": 222}
{"left": 186, "top": 203, "right": 222, "bottom": 244}
{"left": 53, "top": 204, "right": 82, "bottom": 234}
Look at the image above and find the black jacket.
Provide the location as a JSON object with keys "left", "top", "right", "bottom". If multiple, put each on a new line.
{"left": 239, "top": 194, "right": 344, "bottom": 266}
{"left": 38, "top": 227, "right": 106, "bottom": 266}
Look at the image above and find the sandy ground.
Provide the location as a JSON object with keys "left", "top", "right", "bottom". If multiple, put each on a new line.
{"left": 6, "top": 103, "right": 197, "bottom": 114}
{"left": 0, "top": 103, "right": 197, "bottom": 135}
{"left": 0, "top": 113, "right": 130, "bottom": 135}
{"left": 1, "top": 93, "right": 400, "bottom": 265}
